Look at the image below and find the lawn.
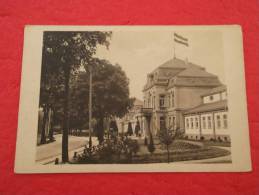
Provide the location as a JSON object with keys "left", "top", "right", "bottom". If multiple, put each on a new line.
{"left": 74, "top": 138, "right": 231, "bottom": 164}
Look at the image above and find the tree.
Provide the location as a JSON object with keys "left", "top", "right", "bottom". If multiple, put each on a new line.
{"left": 127, "top": 122, "right": 133, "bottom": 136}
{"left": 158, "top": 127, "right": 179, "bottom": 163}
{"left": 144, "top": 137, "right": 148, "bottom": 145}
{"left": 134, "top": 120, "right": 140, "bottom": 136}
{"left": 40, "top": 31, "right": 111, "bottom": 162}
{"left": 147, "top": 134, "right": 155, "bottom": 155}
{"left": 110, "top": 120, "right": 118, "bottom": 138}
{"left": 74, "top": 59, "right": 134, "bottom": 144}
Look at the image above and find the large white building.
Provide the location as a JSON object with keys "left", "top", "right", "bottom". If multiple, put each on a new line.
{"left": 117, "top": 98, "right": 145, "bottom": 135}
{"left": 183, "top": 85, "right": 229, "bottom": 141}
{"left": 119, "top": 57, "right": 230, "bottom": 141}
{"left": 140, "top": 57, "right": 230, "bottom": 140}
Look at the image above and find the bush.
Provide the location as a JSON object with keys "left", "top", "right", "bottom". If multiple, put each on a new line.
{"left": 75, "top": 135, "right": 140, "bottom": 163}
{"left": 217, "top": 136, "right": 223, "bottom": 142}
{"left": 200, "top": 136, "right": 204, "bottom": 141}
{"left": 147, "top": 135, "right": 155, "bottom": 154}
{"left": 144, "top": 137, "right": 148, "bottom": 145}
{"left": 210, "top": 138, "right": 216, "bottom": 142}
{"left": 127, "top": 122, "right": 133, "bottom": 136}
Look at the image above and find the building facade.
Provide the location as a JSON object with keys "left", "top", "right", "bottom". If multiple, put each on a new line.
{"left": 141, "top": 57, "right": 229, "bottom": 140}
{"left": 183, "top": 85, "right": 229, "bottom": 140}
{"left": 117, "top": 98, "right": 147, "bottom": 136}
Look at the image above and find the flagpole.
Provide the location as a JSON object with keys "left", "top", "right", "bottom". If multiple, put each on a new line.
{"left": 173, "top": 32, "right": 176, "bottom": 59}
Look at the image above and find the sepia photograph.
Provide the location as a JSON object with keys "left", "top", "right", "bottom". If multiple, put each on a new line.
{"left": 15, "top": 26, "right": 251, "bottom": 173}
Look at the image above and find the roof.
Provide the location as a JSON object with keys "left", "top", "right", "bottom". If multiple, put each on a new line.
{"left": 144, "top": 57, "right": 222, "bottom": 91}
{"left": 201, "top": 85, "right": 227, "bottom": 97}
{"left": 177, "top": 67, "right": 217, "bottom": 78}
{"left": 184, "top": 100, "right": 228, "bottom": 115}
{"left": 158, "top": 58, "right": 204, "bottom": 70}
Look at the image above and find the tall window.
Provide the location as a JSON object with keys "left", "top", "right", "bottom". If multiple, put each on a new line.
{"left": 190, "top": 118, "right": 194, "bottom": 129}
{"left": 153, "top": 96, "right": 156, "bottom": 109}
{"left": 217, "top": 115, "right": 221, "bottom": 128}
{"left": 168, "top": 95, "right": 171, "bottom": 107}
{"left": 223, "top": 114, "right": 228, "bottom": 129}
{"left": 160, "top": 116, "right": 166, "bottom": 130}
{"left": 169, "top": 117, "right": 171, "bottom": 126}
{"left": 171, "top": 92, "right": 175, "bottom": 107}
{"left": 202, "top": 116, "right": 206, "bottom": 129}
{"left": 195, "top": 117, "right": 199, "bottom": 129}
{"left": 159, "top": 95, "right": 165, "bottom": 107}
{"left": 208, "top": 116, "right": 212, "bottom": 129}
{"left": 186, "top": 118, "right": 189, "bottom": 129}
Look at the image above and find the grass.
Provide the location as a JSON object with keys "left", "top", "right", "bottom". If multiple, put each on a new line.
{"left": 73, "top": 139, "right": 231, "bottom": 164}
{"left": 132, "top": 146, "right": 230, "bottom": 164}
{"left": 178, "top": 138, "right": 231, "bottom": 147}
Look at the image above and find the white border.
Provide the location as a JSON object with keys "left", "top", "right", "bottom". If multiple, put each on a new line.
{"left": 15, "top": 25, "right": 251, "bottom": 173}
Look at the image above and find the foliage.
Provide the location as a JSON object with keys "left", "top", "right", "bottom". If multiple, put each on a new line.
{"left": 70, "top": 59, "right": 134, "bottom": 143}
{"left": 134, "top": 120, "right": 140, "bottom": 136}
{"left": 144, "top": 137, "right": 148, "bottom": 145}
{"left": 109, "top": 120, "right": 119, "bottom": 139}
{"left": 158, "top": 127, "right": 179, "bottom": 163}
{"left": 75, "top": 135, "right": 140, "bottom": 163}
{"left": 127, "top": 122, "right": 133, "bottom": 136}
{"left": 147, "top": 134, "right": 155, "bottom": 154}
{"left": 40, "top": 31, "right": 112, "bottom": 162}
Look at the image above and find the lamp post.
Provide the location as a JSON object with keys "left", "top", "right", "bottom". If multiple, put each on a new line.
{"left": 88, "top": 65, "right": 92, "bottom": 148}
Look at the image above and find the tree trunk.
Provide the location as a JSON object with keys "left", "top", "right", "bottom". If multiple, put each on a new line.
{"left": 167, "top": 145, "right": 170, "bottom": 163}
{"left": 62, "top": 66, "right": 71, "bottom": 163}
{"left": 40, "top": 105, "right": 48, "bottom": 144}
{"left": 97, "top": 115, "right": 104, "bottom": 144}
{"left": 48, "top": 108, "right": 54, "bottom": 141}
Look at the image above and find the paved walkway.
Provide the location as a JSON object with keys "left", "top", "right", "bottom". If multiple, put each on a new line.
{"left": 36, "top": 134, "right": 98, "bottom": 164}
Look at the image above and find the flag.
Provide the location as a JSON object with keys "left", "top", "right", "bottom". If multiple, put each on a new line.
{"left": 174, "top": 33, "right": 188, "bottom": 47}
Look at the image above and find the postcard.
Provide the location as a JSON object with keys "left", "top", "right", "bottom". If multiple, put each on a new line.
{"left": 15, "top": 25, "right": 251, "bottom": 173}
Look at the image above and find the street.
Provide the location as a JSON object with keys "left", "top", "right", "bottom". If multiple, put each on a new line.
{"left": 36, "top": 134, "right": 98, "bottom": 164}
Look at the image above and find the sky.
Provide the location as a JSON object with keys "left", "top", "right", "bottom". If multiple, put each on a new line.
{"left": 95, "top": 30, "right": 225, "bottom": 100}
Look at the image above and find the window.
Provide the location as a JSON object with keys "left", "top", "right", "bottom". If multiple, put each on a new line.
{"left": 168, "top": 95, "right": 171, "bottom": 107}
{"left": 195, "top": 117, "right": 199, "bottom": 129}
{"left": 209, "top": 95, "right": 214, "bottom": 101}
{"left": 173, "top": 117, "right": 176, "bottom": 129}
{"left": 190, "top": 118, "right": 194, "bottom": 129}
{"left": 171, "top": 92, "right": 175, "bottom": 107}
{"left": 217, "top": 115, "right": 221, "bottom": 128}
{"left": 159, "top": 95, "right": 165, "bottom": 107}
{"left": 208, "top": 116, "right": 212, "bottom": 129}
{"left": 186, "top": 118, "right": 189, "bottom": 129}
{"left": 160, "top": 116, "right": 166, "bottom": 130}
{"left": 223, "top": 114, "right": 228, "bottom": 128}
{"left": 153, "top": 96, "right": 155, "bottom": 109}
{"left": 169, "top": 117, "right": 171, "bottom": 126}
{"left": 202, "top": 117, "right": 206, "bottom": 129}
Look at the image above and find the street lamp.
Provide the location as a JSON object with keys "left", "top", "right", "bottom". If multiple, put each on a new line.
{"left": 88, "top": 64, "right": 93, "bottom": 148}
